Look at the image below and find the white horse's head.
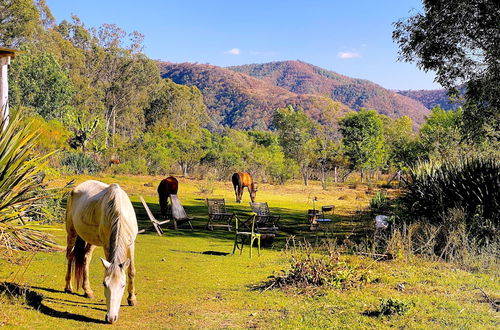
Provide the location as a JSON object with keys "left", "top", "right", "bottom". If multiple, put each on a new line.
{"left": 101, "top": 258, "right": 129, "bottom": 324}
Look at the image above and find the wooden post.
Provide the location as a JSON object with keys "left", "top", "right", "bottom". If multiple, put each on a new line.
{"left": 0, "top": 48, "right": 20, "bottom": 129}
{"left": 0, "top": 55, "right": 10, "bottom": 127}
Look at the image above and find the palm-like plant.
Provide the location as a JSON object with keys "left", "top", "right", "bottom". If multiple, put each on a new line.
{"left": 0, "top": 111, "right": 60, "bottom": 252}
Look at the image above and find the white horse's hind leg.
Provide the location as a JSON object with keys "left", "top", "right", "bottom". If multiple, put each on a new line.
{"left": 65, "top": 224, "right": 76, "bottom": 293}
{"left": 127, "top": 245, "right": 137, "bottom": 306}
{"left": 83, "top": 244, "right": 96, "bottom": 298}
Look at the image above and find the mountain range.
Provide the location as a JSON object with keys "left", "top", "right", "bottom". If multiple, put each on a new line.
{"left": 159, "top": 60, "right": 452, "bottom": 130}
{"left": 396, "top": 88, "right": 462, "bottom": 111}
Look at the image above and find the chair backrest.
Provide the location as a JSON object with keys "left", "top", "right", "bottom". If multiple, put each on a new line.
{"left": 207, "top": 198, "right": 226, "bottom": 214}
{"left": 250, "top": 202, "right": 270, "bottom": 216}
{"left": 140, "top": 196, "right": 157, "bottom": 222}
{"left": 321, "top": 205, "right": 335, "bottom": 216}
{"left": 170, "top": 194, "right": 188, "bottom": 220}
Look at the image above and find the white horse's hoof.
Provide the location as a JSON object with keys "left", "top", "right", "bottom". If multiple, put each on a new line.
{"left": 84, "top": 292, "right": 95, "bottom": 299}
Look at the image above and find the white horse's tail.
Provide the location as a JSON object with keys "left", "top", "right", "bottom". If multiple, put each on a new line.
{"left": 65, "top": 191, "right": 87, "bottom": 290}
{"left": 73, "top": 235, "right": 87, "bottom": 290}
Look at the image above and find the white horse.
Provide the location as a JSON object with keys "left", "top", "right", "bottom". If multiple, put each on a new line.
{"left": 64, "top": 180, "right": 138, "bottom": 324}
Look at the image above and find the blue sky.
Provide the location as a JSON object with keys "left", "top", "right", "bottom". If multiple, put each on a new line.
{"left": 46, "top": 0, "right": 439, "bottom": 90}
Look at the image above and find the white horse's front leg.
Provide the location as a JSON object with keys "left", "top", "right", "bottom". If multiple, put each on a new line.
{"left": 127, "top": 245, "right": 137, "bottom": 306}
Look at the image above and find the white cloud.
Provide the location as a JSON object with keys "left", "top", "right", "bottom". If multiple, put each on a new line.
{"left": 337, "top": 51, "right": 361, "bottom": 59}
{"left": 224, "top": 48, "right": 241, "bottom": 55}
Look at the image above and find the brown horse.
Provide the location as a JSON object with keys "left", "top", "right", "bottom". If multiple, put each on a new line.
{"left": 232, "top": 172, "right": 257, "bottom": 203}
{"left": 157, "top": 176, "right": 179, "bottom": 217}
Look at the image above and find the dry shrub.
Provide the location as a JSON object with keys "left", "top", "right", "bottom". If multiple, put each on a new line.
{"left": 263, "top": 238, "right": 373, "bottom": 292}
{"left": 386, "top": 209, "right": 499, "bottom": 273}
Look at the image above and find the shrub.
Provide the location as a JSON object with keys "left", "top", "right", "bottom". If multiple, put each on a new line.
{"left": 264, "top": 240, "right": 371, "bottom": 291}
{"left": 378, "top": 298, "right": 413, "bottom": 316}
{"left": 0, "top": 112, "right": 60, "bottom": 252}
{"left": 61, "top": 152, "right": 101, "bottom": 174}
{"left": 110, "top": 158, "right": 148, "bottom": 175}
{"left": 399, "top": 157, "right": 499, "bottom": 245}
{"left": 369, "top": 191, "right": 392, "bottom": 214}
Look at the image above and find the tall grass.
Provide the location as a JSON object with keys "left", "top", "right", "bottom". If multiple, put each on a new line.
{"left": 399, "top": 157, "right": 499, "bottom": 245}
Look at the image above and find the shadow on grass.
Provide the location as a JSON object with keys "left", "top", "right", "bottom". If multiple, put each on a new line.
{"left": 132, "top": 199, "right": 374, "bottom": 249}
{"left": 0, "top": 282, "right": 105, "bottom": 324}
{"left": 169, "top": 249, "right": 231, "bottom": 256}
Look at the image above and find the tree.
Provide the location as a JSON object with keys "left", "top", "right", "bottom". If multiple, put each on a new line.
{"left": 419, "top": 106, "right": 463, "bottom": 162}
{"left": 339, "top": 109, "right": 386, "bottom": 182}
{"left": 393, "top": 0, "right": 500, "bottom": 141}
{"left": 87, "top": 24, "right": 160, "bottom": 147}
{"left": 9, "top": 50, "right": 74, "bottom": 120}
{"left": 309, "top": 132, "right": 348, "bottom": 189}
{"left": 0, "top": 0, "right": 40, "bottom": 47}
{"left": 272, "top": 105, "right": 314, "bottom": 185}
{"left": 144, "top": 78, "right": 208, "bottom": 131}
{"left": 383, "top": 115, "right": 421, "bottom": 170}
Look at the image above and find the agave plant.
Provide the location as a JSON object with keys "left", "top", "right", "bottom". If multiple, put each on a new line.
{"left": 0, "top": 111, "right": 60, "bottom": 252}
{"left": 399, "top": 157, "right": 500, "bottom": 245}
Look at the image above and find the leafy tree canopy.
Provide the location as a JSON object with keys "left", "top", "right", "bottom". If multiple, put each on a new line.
{"left": 393, "top": 0, "right": 500, "bottom": 140}
{"left": 339, "top": 109, "right": 386, "bottom": 171}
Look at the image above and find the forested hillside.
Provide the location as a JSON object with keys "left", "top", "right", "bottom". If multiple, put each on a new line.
{"left": 397, "top": 88, "right": 463, "bottom": 110}
{"left": 158, "top": 62, "right": 350, "bottom": 129}
{"left": 229, "top": 60, "right": 430, "bottom": 124}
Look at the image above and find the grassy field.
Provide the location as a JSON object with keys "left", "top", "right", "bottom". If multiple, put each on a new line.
{"left": 0, "top": 175, "right": 498, "bottom": 329}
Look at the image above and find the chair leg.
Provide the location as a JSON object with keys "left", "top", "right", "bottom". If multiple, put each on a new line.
{"left": 250, "top": 236, "right": 253, "bottom": 258}
{"left": 257, "top": 236, "right": 261, "bottom": 256}
{"left": 189, "top": 221, "right": 193, "bottom": 230}
{"left": 232, "top": 235, "right": 238, "bottom": 254}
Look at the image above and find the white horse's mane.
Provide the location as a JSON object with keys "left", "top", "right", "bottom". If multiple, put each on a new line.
{"left": 105, "top": 184, "right": 132, "bottom": 268}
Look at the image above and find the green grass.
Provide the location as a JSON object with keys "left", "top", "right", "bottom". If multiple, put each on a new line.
{"left": 0, "top": 175, "right": 498, "bottom": 328}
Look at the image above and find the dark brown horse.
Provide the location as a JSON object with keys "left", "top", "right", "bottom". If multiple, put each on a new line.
{"left": 232, "top": 172, "right": 257, "bottom": 203}
{"left": 157, "top": 176, "right": 179, "bottom": 217}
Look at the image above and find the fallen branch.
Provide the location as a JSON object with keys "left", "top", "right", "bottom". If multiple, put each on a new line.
{"left": 474, "top": 286, "right": 499, "bottom": 312}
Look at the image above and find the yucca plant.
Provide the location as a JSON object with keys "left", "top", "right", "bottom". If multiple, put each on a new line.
{"left": 0, "top": 111, "right": 60, "bottom": 252}
{"left": 399, "top": 157, "right": 499, "bottom": 245}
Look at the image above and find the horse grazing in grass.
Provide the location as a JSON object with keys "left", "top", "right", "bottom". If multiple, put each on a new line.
{"left": 157, "top": 176, "right": 179, "bottom": 217}
{"left": 65, "top": 180, "right": 138, "bottom": 324}
{"left": 232, "top": 172, "right": 257, "bottom": 203}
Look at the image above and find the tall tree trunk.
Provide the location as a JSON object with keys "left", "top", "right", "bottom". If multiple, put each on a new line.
{"left": 321, "top": 167, "right": 327, "bottom": 190}
{"left": 112, "top": 110, "right": 116, "bottom": 148}
{"left": 181, "top": 163, "right": 188, "bottom": 177}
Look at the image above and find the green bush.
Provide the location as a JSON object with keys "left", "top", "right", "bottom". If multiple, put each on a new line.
{"left": 378, "top": 298, "right": 413, "bottom": 316}
{"left": 61, "top": 152, "right": 101, "bottom": 174}
{"left": 0, "top": 113, "right": 59, "bottom": 252}
{"left": 399, "top": 157, "right": 499, "bottom": 245}
{"left": 369, "top": 191, "right": 392, "bottom": 214}
{"left": 111, "top": 158, "right": 148, "bottom": 175}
